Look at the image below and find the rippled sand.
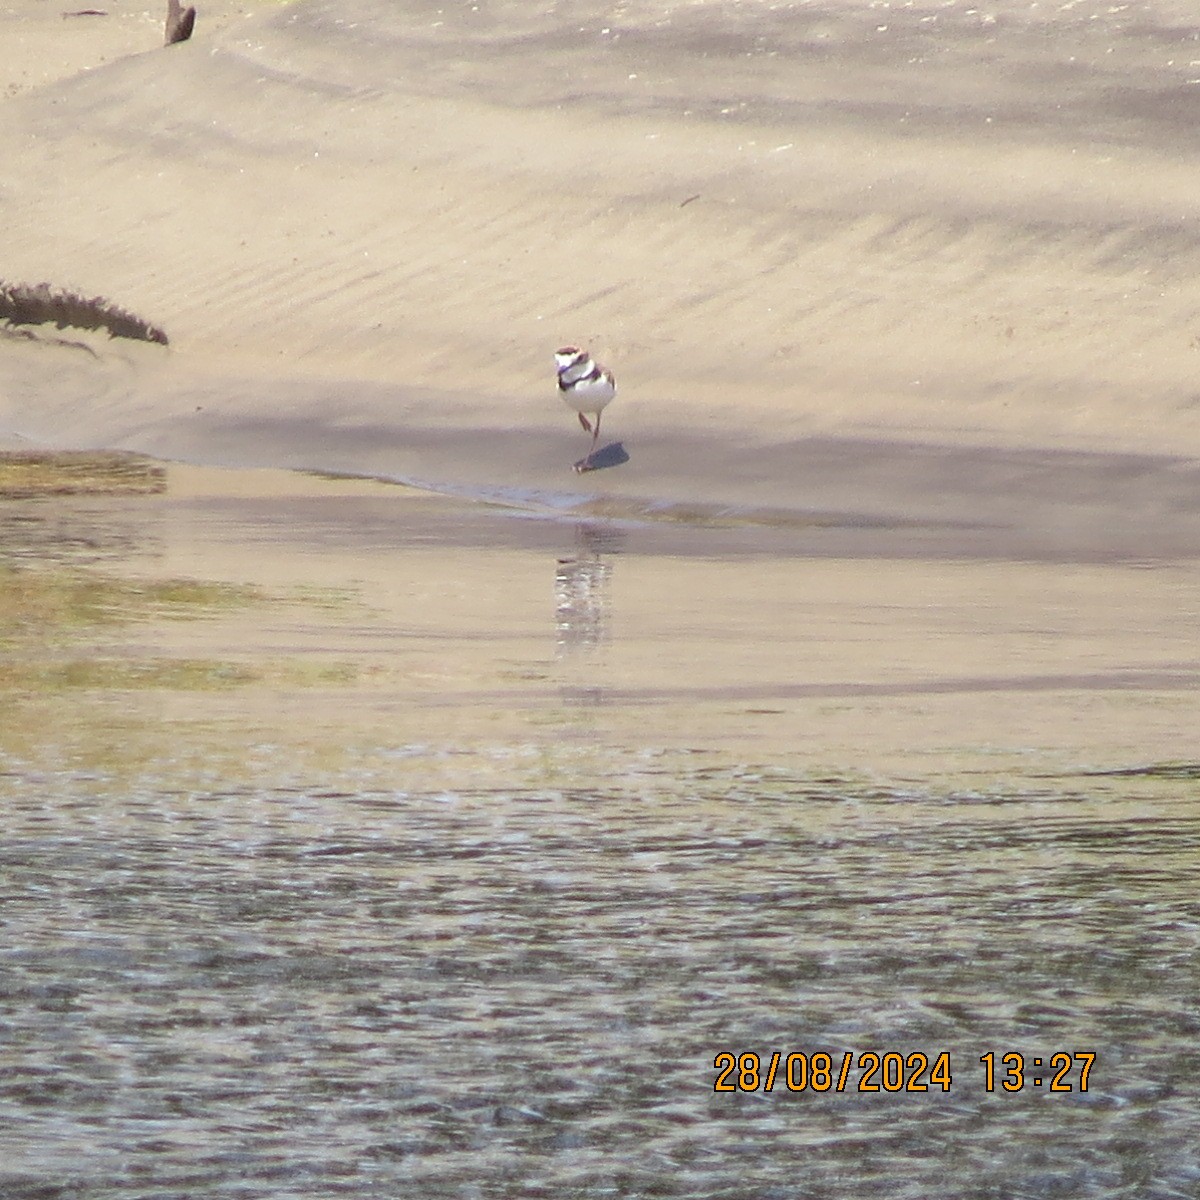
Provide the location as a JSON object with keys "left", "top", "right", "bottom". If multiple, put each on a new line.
{"left": 5, "top": 0, "right": 1200, "bottom": 542}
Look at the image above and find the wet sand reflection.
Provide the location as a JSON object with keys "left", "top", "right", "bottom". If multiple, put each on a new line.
{"left": 554, "top": 522, "right": 623, "bottom": 708}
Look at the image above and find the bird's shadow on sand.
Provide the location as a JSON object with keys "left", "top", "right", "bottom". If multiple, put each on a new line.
{"left": 574, "top": 442, "right": 629, "bottom": 474}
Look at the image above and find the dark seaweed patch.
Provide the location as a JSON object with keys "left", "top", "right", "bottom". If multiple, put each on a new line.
{"left": 0, "top": 282, "right": 168, "bottom": 345}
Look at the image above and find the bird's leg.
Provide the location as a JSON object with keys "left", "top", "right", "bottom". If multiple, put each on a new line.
{"left": 573, "top": 411, "right": 603, "bottom": 473}
{"left": 578, "top": 412, "right": 601, "bottom": 469}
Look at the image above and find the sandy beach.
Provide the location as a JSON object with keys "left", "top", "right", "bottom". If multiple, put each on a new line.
{"left": 5, "top": 9, "right": 1200, "bottom": 1193}
{"left": 2, "top": 0, "right": 1200, "bottom": 694}
{"left": 2, "top": 0, "right": 1200, "bottom": 773}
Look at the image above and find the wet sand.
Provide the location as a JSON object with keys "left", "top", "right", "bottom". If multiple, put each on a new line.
{"left": 1, "top": 460, "right": 1193, "bottom": 794}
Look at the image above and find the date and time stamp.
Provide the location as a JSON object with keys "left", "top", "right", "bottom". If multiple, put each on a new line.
{"left": 715, "top": 1051, "right": 1096, "bottom": 1094}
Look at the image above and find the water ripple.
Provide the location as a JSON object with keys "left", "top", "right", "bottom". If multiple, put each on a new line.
{"left": 1, "top": 762, "right": 1198, "bottom": 1198}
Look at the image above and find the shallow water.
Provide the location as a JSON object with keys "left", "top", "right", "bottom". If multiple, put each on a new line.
{"left": 2, "top": 475, "right": 1200, "bottom": 1198}
{"left": 4, "top": 758, "right": 1200, "bottom": 1199}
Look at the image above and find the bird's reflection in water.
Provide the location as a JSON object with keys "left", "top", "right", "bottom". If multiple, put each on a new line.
{"left": 554, "top": 522, "right": 623, "bottom": 706}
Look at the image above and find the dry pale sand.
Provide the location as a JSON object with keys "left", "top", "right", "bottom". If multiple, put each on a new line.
{"left": 1, "top": 0, "right": 1199, "bottom": 777}
{"left": 2, "top": 0, "right": 1200, "bottom": 551}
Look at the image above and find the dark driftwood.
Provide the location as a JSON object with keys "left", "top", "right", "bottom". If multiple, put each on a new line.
{"left": 0, "top": 282, "right": 169, "bottom": 345}
{"left": 165, "top": 0, "right": 195, "bottom": 45}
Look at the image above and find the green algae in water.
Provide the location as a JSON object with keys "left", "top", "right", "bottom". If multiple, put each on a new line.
{"left": 0, "top": 450, "right": 166, "bottom": 497}
{"left": 0, "top": 657, "right": 261, "bottom": 692}
{"left": 0, "top": 656, "right": 362, "bottom": 693}
{"left": 0, "top": 564, "right": 263, "bottom": 644}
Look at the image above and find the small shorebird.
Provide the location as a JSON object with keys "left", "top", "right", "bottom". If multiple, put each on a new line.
{"left": 555, "top": 346, "right": 616, "bottom": 472}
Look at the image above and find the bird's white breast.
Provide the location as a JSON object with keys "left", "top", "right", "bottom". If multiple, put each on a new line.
{"left": 561, "top": 372, "right": 616, "bottom": 414}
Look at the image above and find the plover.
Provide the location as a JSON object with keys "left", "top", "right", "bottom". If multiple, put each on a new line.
{"left": 555, "top": 346, "right": 616, "bottom": 472}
